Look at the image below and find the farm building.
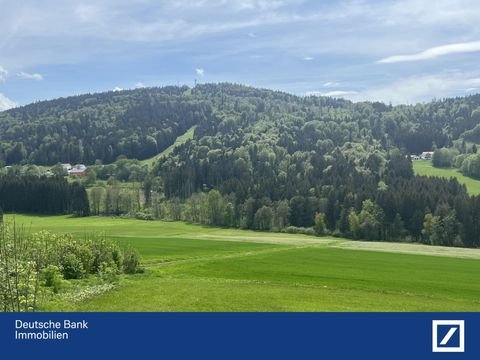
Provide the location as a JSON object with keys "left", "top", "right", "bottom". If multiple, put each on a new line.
{"left": 61, "top": 163, "right": 72, "bottom": 171}
{"left": 420, "top": 151, "right": 434, "bottom": 159}
{"left": 68, "top": 164, "right": 87, "bottom": 177}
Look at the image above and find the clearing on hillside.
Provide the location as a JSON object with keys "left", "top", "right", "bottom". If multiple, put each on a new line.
{"left": 140, "top": 126, "right": 196, "bottom": 168}
{"left": 413, "top": 160, "right": 480, "bottom": 195}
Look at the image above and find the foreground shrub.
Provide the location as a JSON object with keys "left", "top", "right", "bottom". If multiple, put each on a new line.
{"left": 90, "top": 237, "right": 123, "bottom": 273}
{"left": 0, "top": 223, "right": 142, "bottom": 312}
{"left": 0, "top": 225, "right": 40, "bottom": 311}
{"left": 135, "top": 211, "right": 155, "bottom": 221}
{"left": 61, "top": 253, "right": 86, "bottom": 280}
{"left": 283, "top": 226, "right": 315, "bottom": 235}
{"left": 41, "top": 265, "right": 63, "bottom": 293}
{"left": 98, "top": 262, "right": 119, "bottom": 282}
{"left": 55, "top": 236, "right": 93, "bottom": 279}
{"left": 123, "top": 247, "right": 141, "bottom": 274}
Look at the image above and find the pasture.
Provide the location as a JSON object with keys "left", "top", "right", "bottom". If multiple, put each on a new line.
{"left": 139, "top": 125, "right": 196, "bottom": 168}
{"left": 413, "top": 160, "right": 480, "bottom": 195}
{"left": 7, "top": 214, "right": 480, "bottom": 312}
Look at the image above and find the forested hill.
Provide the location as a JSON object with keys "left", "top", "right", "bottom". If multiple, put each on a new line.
{"left": 3, "top": 83, "right": 480, "bottom": 247}
{"left": 2, "top": 83, "right": 480, "bottom": 166}
{"left": 0, "top": 86, "right": 207, "bottom": 164}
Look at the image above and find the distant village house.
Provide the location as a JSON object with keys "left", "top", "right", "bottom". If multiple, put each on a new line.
{"left": 68, "top": 164, "right": 87, "bottom": 177}
{"left": 410, "top": 151, "right": 434, "bottom": 160}
{"left": 61, "top": 163, "right": 72, "bottom": 171}
{"left": 420, "top": 151, "right": 434, "bottom": 159}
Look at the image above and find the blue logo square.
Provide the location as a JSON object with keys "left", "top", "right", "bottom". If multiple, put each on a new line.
{"left": 432, "top": 320, "right": 465, "bottom": 353}
{"left": 436, "top": 325, "right": 460, "bottom": 348}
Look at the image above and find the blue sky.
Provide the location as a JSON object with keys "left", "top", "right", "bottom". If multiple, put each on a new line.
{"left": 1, "top": 0, "right": 480, "bottom": 110}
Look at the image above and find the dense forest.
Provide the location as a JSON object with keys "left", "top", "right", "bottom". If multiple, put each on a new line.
{"left": 2, "top": 83, "right": 480, "bottom": 166}
{"left": 0, "top": 176, "right": 89, "bottom": 216}
{"left": 0, "top": 86, "right": 205, "bottom": 164}
{"left": 2, "top": 83, "right": 480, "bottom": 247}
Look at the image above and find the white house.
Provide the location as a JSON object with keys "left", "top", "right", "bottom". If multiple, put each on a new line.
{"left": 420, "top": 151, "right": 434, "bottom": 160}
{"left": 73, "top": 164, "right": 86, "bottom": 171}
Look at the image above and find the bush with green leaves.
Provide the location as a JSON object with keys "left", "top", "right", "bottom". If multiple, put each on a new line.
{"left": 0, "top": 225, "right": 42, "bottom": 311}
{"left": 432, "top": 148, "right": 457, "bottom": 168}
{"left": 55, "top": 236, "right": 94, "bottom": 279}
{"left": 122, "top": 247, "right": 141, "bottom": 274}
{"left": 98, "top": 262, "right": 119, "bottom": 283}
{"left": 460, "top": 153, "right": 480, "bottom": 179}
{"left": 0, "top": 223, "right": 142, "bottom": 312}
{"left": 135, "top": 211, "right": 155, "bottom": 221}
{"left": 283, "top": 226, "right": 315, "bottom": 236}
{"left": 41, "top": 265, "right": 64, "bottom": 294}
{"left": 90, "top": 237, "right": 123, "bottom": 273}
{"left": 61, "top": 253, "right": 86, "bottom": 280}
{"left": 314, "top": 212, "right": 326, "bottom": 236}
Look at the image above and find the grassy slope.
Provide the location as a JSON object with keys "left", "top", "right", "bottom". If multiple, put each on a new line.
{"left": 7, "top": 214, "right": 480, "bottom": 311}
{"left": 413, "top": 160, "right": 480, "bottom": 195}
{"left": 139, "top": 126, "right": 196, "bottom": 168}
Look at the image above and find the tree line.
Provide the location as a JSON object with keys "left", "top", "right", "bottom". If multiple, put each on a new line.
{"left": 144, "top": 152, "right": 480, "bottom": 247}
{"left": 0, "top": 176, "right": 89, "bottom": 216}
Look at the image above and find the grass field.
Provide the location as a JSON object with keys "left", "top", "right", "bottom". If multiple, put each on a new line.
{"left": 6, "top": 214, "right": 480, "bottom": 311}
{"left": 140, "top": 126, "right": 196, "bottom": 168}
{"left": 413, "top": 160, "right": 480, "bottom": 195}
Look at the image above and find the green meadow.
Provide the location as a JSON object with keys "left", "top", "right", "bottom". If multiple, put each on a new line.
{"left": 413, "top": 160, "right": 480, "bottom": 195}
{"left": 139, "top": 125, "right": 196, "bottom": 168}
{"left": 7, "top": 214, "right": 480, "bottom": 312}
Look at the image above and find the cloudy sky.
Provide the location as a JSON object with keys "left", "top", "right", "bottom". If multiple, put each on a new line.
{"left": 1, "top": 0, "right": 480, "bottom": 110}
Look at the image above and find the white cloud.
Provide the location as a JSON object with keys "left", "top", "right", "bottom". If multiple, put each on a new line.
{"left": 323, "top": 81, "right": 340, "bottom": 87}
{"left": 17, "top": 71, "right": 43, "bottom": 80}
{"left": 305, "top": 74, "right": 480, "bottom": 104}
{"left": 0, "top": 93, "right": 17, "bottom": 111}
{"left": 0, "top": 0, "right": 313, "bottom": 59}
{"left": 112, "top": 86, "right": 123, "bottom": 92}
{"left": 0, "top": 0, "right": 474, "bottom": 71}
{"left": 134, "top": 82, "right": 146, "bottom": 88}
{"left": 344, "top": 74, "right": 480, "bottom": 104}
{"left": 323, "top": 90, "right": 357, "bottom": 97}
{"left": 195, "top": 68, "right": 205, "bottom": 76}
{"left": 168, "top": 0, "right": 286, "bottom": 11}
{"left": 235, "top": 0, "right": 285, "bottom": 11}
{"left": 306, "top": 90, "right": 357, "bottom": 97}
{"left": 0, "top": 66, "right": 8, "bottom": 82}
{"left": 377, "top": 41, "right": 480, "bottom": 64}
{"left": 0, "top": 0, "right": 478, "bottom": 66}
{"left": 2, "top": 0, "right": 480, "bottom": 105}
{"left": 384, "top": 0, "right": 480, "bottom": 27}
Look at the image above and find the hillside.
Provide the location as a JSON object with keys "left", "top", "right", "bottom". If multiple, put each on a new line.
{"left": 2, "top": 83, "right": 480, "bottom": 167}
{"left": 0, "top": 86, "right": 206, "bottom": 165}
{"left": 2, "top": 84, "right": 480, "bottom": 248}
